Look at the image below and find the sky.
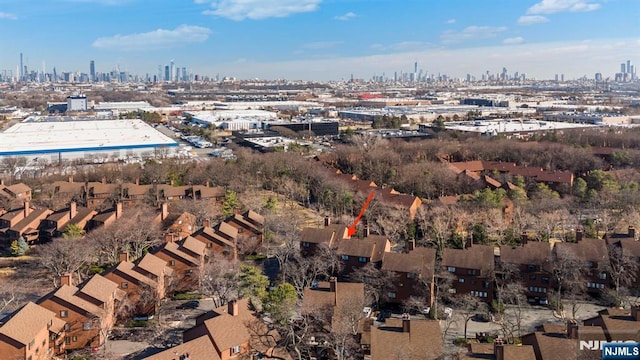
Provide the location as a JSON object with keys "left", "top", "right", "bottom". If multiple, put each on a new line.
{"left": 0, "top": 0, "right": 638, "bottom": 81}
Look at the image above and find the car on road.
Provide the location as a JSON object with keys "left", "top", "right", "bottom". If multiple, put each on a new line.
{"left": 176, "top": 300, "right": 200, "bottom": 310}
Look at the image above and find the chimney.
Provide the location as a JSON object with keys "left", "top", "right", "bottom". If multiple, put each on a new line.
{"left": 205, "top": 180, "right": 210, "bottom": 188}
{"left": 233, "top": 207, "right": 239, "bottom": 215}
{"left": 0, "top": 179, "right": 4, "bottom": 186}
{"left": 161, "top": 202, "right": 168, "bottom": 221}
{"left": 119, "top": 251, "right": 129, "bottom": 263}
{"left": 202, "top": 219, "right": 210, "bottom": 228}
{"left": 69, "top": 201, "right": 77, "bottom": 219}
{"left": 465, "top": 235, "right": 473, "bottom": 249}
{"left": 406, "top": 239, "right": 415, "bottom": 252}
{"left": 324, "top": 217, "right": 331, "bottom": 227}
{"left": 101, "top": 177, "right": 106, "bottom": 185}
{"left": 629, "top": 226, "right": 636, "bottom": 239}
{"left": 567, "top": 319, "right": 579, "bottom": 339}
{"left": 115, "top": 203, "right": 123, "bottom": 218}
{"left": 170, "top": 179, "right": 174, "bottom": 186}
{"left": 228, "top": 299, "right": 239, "bottom": 316}
{"left": 68, "top": 175, "right": 74, "bottom": 183}
{"left": 402, "top": 313, "right": 411, "bottom": 333}
{"left": 575, "top": 229, "right": 583, "bottom": 242}
{"left": 631, "top": 305, "right": 640, "bottom": 321}
{"left": 164, "top": 233, "right": 175, "bottom": 243}
{"left": 494, "top": 338, "right": 505, "bottom": 360}
{"left": 23, "top": 201, "right": 31, "bottom": 218}
{"left": 60, "top": 274, "right": 72, "bottom": 287}
{"left": 364, "top": 224, "right": 370, "bottom": 237}
{"left": 135, "top": 177, "right": 140, "bottom": 186}
{"left": 521, "top": 232, "right": 528, "bottom": 245}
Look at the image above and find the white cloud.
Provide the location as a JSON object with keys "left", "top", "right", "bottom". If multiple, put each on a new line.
{"left": 200, "top": 0, "right": 322, "bottom": 21}
{"left": 302, "top": 41, "right": 343, "bottom": 50}
{"left": 527, "top": 0, "right": 601, "bottom": 14}
{"left": 445, "top": 19, "right": 456, "bottom": 24}
{"left": 0, "top": 12, "right": 17, "bottom": 20}
{"left": 440, "top": 26, "right": 508, "bottom": 44}
{"left": 334, "top": 12, "right": 356, "bottom": 21}
{"left": 92, "top": 25, "right": 211, "bottom": 51}
{"left": 518, "top": 15, "right": 550, "bottom": 25}
{"left": 503, "top": 37, "right": 524, "bottom": 45}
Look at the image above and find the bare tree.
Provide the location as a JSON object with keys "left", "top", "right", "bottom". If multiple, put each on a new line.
{"left": 500, "top": 282, "right": 528, "bottom": 341}
{"left": 552, "top": 249, "right": 584, "bottom": 315}
{"left": 607, "top": 245, "right": 639, "bottom": 299}
{"left": 282, "top": 246, "right": 340, "bottom": 298}
{"left": 351, "top": 263, "right": 396, "bottom": 307}
{"left": 36, "top": 238, "right": 96, "bottom": 286}
{"left": 454, "top": 294, "right": 486, "bottom": 341}
{"left": 199, "top": 255, "right": 240, "bottom": 308}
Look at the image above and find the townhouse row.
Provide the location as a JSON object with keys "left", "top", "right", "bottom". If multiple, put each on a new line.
{"left": 0, "top": 208, "right": 265, "bottom": 360}
{"left": 301, "top": 219, "right": 640, "bottom": 307}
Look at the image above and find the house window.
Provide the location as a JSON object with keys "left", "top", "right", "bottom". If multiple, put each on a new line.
{"left": 29, "top": 339, "right": 35, "bottom": 349}
{"left": 121, "top": 282, "right": 128, "bottom": 289}
{"left": 72, "top": 336, "right": 78, "bottom": 342}
{"left": 169, "top": 260, "right": 176, "bottom": 266}
{"left": 541, "top": 276, "right": 550, "bottom": 284}
{"left": 64, "top": 337, "right": 71, "bottom": 345}
{"left": 64, "top": 323, "right": 71, "bottom": 331}
{"left": 302, "top": 242, "right": 310, "bottom": 248}
{"left": 358, "top": 257, "right": 368, "bottom": 263}
{"left": 482, "top": 281, "right": 490, "bottom": 289}
{"left": 407, "top": 272, "right": 416, "bottom": 279}
{"left": 458, "top": 278, "right": 465, "bottom": 283}
{"left": 60, "top": 310, "right": 68, "bottom": 318}
{"left": 207, "top": 243, "right": 213, "bottom": 248}
{"left": 586, "top": 261, "right": 595, "bottom": 268}
{"left": 447, "top": 266, "right": 456, "bottom": 273}
{"left": 599, "top": 272, "right": 607, "bottom": 280}
{"left": 83, "top": 322, "right": 93, "bottom": 330}
{"left": 529, "top": 275, "right": 537, "bottom": 280}
{"left": 231, "top": 345, "right": 241, "bottom": 355}
{"left": 341, "top": 255, "right": 349, "bottom": 261}
{"left": 387, "top": 292, "right": 397, "bottom": 299}
{"left": 448, "top": 288, "right": 456, "bottom": 294}
{"left": 527, "top": 264, "right": 536, "bottom": 271}
{"left": 467, "top": 269, "right": 477, "bottom": 276}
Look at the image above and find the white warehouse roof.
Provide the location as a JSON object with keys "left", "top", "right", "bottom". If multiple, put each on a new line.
{"left": 0, "top": 119, "right": 177, "bottom": 157}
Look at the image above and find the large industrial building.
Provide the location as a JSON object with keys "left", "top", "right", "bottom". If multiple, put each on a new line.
{"left": 0, "top": 117, "right": 178, "bottom": 164}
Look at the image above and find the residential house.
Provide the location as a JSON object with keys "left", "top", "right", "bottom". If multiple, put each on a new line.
{"left": 582, "top": 306, "right": 640, "bottom": 342}
{"left": 6, "top": 206, "right": 53, "bottom": 244}
{"left": 337, "top": 234, "right": 390, "bottom": 276}
{"left": 155, "top": 184, "right": 189, "bottom": 201}
{"left": 153, "top": 236, "right": 206, "bottom": 291}
{"left": 191, "top": 222, "right": 239, "bottom": 259}
{"left": 521, "top": 320, "right": 608, "bottom": 360}
{"left": 47, "top": 176, "right": 84, "bottom": 207}
{"left": 373, "top": 188, "right": 423, "bottom": 220}
{"left": 0, "top": 182, "right": 32, "bottom": 203}
{"left": 86, "top": 203, "right": 123, "bottom": 231}
{"left": 299, "top": 218, "right": 349, "bottom": 257}
{"left": 465, "top": 339, "right": 536, "bottom": 360}
{"left": 553, "top": 234, "right": 611, "bottom": 296}
{"left": 188, "top": 184, "right": 225, "bottom": 201}
{"left": 0, "top": 302, "right": 67, "bottom": 360}
{"left": 120, "top": 180, "right": 153, "bottom": 208}
{"left": 224, "top": 210, "right": 264, "bottom": 255}
{"left": 498, "top": 236, "right": 554, "bottom": 305}
{"left": 0, "top": 202, "right": 33, "bottom": 241}
{"left": 369, "top": 316, "right": 444, "bottom": 360}
{"left": 302, "top": 278, "right": 365, "bottom": 333}
{"left": 380, "top": 244, "right": 437, "bottom": 305}
{"left": 162, "top": 210, "right": 197, "bottom": 241}
{"left": 143, "top": 299, "right": 282, "bottom": 360}
{"left": 441, "top": 239, "right": 495, "bottom": 303}
{"left": 83, "top": 180, "right": 118, "bottom": 208}
{"left": 103, "top": 253, "right": 171, "bottom": 316}
{"left": 39, "top": 202, "right": 97, "bottom": 241}
{"left": 605, "top": 226, "right": 640, "bottom": 294}
{"left": 38, "top": 275, "right": 114, "bottom": 351}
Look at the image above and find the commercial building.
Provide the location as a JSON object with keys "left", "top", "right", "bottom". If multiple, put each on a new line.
{"left": 66, "top": 95, "right": 87, "bottom": 112}
{"left": 0, "top": 118, "right": 178, "bottom": 164}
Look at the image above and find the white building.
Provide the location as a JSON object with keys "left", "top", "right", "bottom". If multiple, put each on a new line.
{"left": 66, "top": 95, "right": 88, "bottom": 112}
{"left": 0, "top": 118, "right": 178, "bottom": 164}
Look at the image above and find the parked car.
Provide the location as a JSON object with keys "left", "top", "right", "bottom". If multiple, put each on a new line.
{"left": 176, "top": 300, "right": 200, "bottom": 310}
{"left": 133, "top": 314, "right": 155, "bottom": 321}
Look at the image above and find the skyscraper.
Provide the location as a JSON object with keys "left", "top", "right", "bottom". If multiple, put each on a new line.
{"left": 170, "top": 60, "right": 174, "bottom": 82}
{"left": 90, "top": 60, "right": 95, "bottom": 82}
{"left": 19, "top": 53, "right": 23, "bottom": 81}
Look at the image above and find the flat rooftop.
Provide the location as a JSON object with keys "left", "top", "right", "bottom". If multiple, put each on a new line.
{"left": 0, "top": 119, "right": 177, "bottom": 156}
{"left": 443, "top": 119, "right": 598, "bottom": 133}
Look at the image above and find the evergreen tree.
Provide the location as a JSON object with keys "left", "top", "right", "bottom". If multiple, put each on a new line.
{"left": 222, "top": 189, "right": 239, "bottom": 217}
{"left": 10, "top": 236, "right": 28, "bottom": 256}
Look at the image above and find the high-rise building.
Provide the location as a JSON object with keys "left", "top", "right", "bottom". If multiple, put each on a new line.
{"left": 164, "top": 65, "right": 170, "bottom": 82}
{"left": 19, "top": 53, "right": 23, "bottom": 81}
{"left": 627, "top": 60, "right": 631, "bottom": 73}
{"left": 621, "top": 63, "right": 626, "bottom": 73}
{"left": 90, "top": 60, "right": 95, "bottom": 82}
{"left": 170, "top": 60, "right": 174, "bottom": 82}
{"left": 595, "top": 73, "right": 602, "bottom": 81}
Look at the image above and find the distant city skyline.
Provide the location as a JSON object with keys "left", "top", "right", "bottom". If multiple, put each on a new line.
{"left": 0, "top": 0, "right": 638, "bottom": 81}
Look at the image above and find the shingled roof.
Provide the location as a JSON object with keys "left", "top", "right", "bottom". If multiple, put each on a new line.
{"left": 442, "top": 244, "right": 495, "bottom": 275}
{"left": 0, "top": 302, "right": 65, "bottom": 346}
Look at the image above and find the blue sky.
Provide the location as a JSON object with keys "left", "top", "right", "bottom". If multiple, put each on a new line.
{"left": 0, "top": 0, "right": 638, "bottom": 80}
